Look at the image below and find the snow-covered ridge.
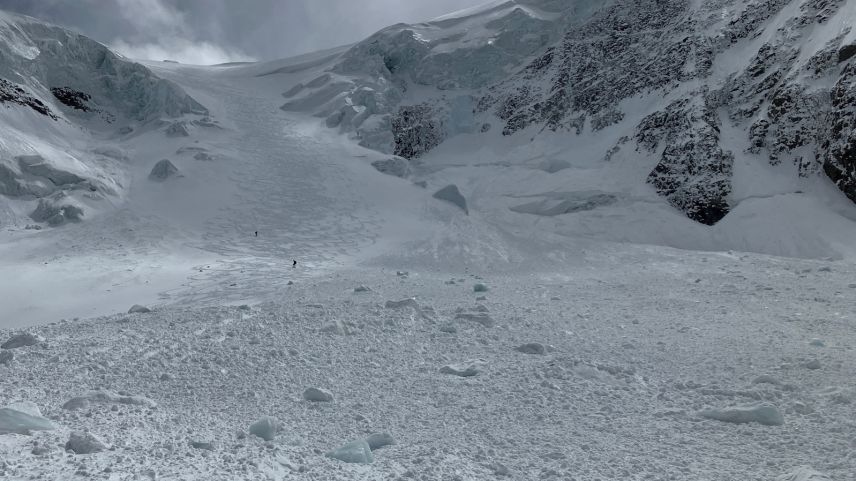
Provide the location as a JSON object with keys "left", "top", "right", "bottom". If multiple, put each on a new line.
{"left": 277, "top": 0, "right": 607, "bottom": 154}
{"left": 273, "top": 0, "right": 856, "bottom": 226}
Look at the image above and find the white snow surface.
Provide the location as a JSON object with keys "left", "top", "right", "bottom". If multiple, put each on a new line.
{"left": 0, "top": 4, "right": 855, "bottom": 480}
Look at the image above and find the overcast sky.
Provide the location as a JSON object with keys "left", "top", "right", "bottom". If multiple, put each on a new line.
{"left": 0, "top": 0, "right": 488, "bottom": 64}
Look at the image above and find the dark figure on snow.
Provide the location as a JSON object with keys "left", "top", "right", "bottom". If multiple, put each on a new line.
{"left": 292, "top": 259, "right": 297, "bottom": 268}
{"left": 254, "top": 231, "right": 258, "bottom": 237}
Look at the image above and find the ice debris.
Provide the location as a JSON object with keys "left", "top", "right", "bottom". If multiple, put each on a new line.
{"left": 699, "top": 404, "right": 784, "bottom": 426}
{"left": 432, "top": 184, "right": 468, "bottom": 214}
{"left": 776, "top": 466, "right": 831, "bottom": 481}
{"left": 365, "top": 432, "right": 395, "bottom": 450}
{"left": 249, "top": 416, "right": 279, "bottom": 441}
{"left": 303, "top": 387, "right": 333, "bottom": 402}
{"left": 128, "top": 304, "right": 152, "bottom": 314}
{"left": 371, "top": 157, "right": 411, "bottom": 178}
{"left": 385, "top": 298, "right": 419, "bottom": 309}
{"left": 149, "top": 159, "right": 180, "bottom": 181}
{"left": 516, "top": 343, "right": 546, "bottom": 355}
{"left": 326, "top": 440, "right": 374, "bottom": 464}
{"left": 66, "top": 432, "right": 107, "bottom": 454}
{"left": 1, "top": 332, "right": 41, "bottom": 349}
{"left": 440, "top": 360, "right": 485, "bottom": 377}
{"left": 190, "top": 440, "right": 216, "bottom": 451}
{"left": 63, "top": 390, "right": 157, "bottom": 410}
{"left": 455, "top": 312, "right": 495, "bottom": 328}
{"left": 0, "top": 404, "right": 55, "bottom": 435}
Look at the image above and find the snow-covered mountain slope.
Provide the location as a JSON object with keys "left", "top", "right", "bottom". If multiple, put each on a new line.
{"left": 0, "top": 11, "right": 207, "bottom": 228}
{"left": 1, "top": 2, "right": 856, "bottom": 324}
{"left": 277, "top": 0, "right": 856, "bottom": 229}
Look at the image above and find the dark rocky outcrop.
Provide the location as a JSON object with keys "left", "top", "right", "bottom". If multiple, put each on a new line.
{"left": 823, "top": 63, "right": 856, "bottom": 203}
{"left": 50, "top": 87, "right": 91, "bottom": 111}
{"left": 0, "top": 78, "right": 56, "bottom": 119}
{"left": 839, "top": 45, "right": 856, "bottom": 64}
{"left": 299, "top": 0, "right": 856, "bottom": 225}
{"left": 638, "top": 96, "right": 734, "bottom": 225}
{"left": 392, "top": 104, "right": 444, "bottom": 159}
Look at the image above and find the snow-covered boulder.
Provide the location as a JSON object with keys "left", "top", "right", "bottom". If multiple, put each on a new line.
{"left": 440, "top": 360, "right": 485, "bottom": 377}
{"left": 326, "top": 440, "right": 374, "bottom": 464}
{"left": 510, "top": 192, "right": 618, "bottom": 217}
{"left": 455, "top": 312, "right": 495, "bottom": 328}
{"left": 699, "top": 404, "right": 784, "bottom": 426}
{"left": 776, "top": 466, "right": 832, "bottom": 481}
{"left": 165, "top": 121, "right": 191, "bottom": 137}
{"left": 2, "top": 332, "right": 41, "bottom": 349}
{"left": 62, "top": 390, "right": 157, "bottom": 410}
{"left": 30, "top": 197, "right": 84, "bottom": 226}
{"left": 385, "top": 298, "right": 419, "bottom": 310}
{"left": 128, "top": 304, "right": 152, "bottom": 314}
{"left": 365, "top": 432, "right": 395, "bottom": 450}
{"left": 432, "top": 185, "right": 468, "bottom": 214}
{"left": 516, "top": 343, "right": 546, "bottom": 355}
{"left": 303, "top": 387, "right": 333, "bottom": 402}
{"left": 190, "top": 440, "right": 216, "bottom": 451}
{"left": 17, "top": 155, "right": 85, "bottom": 186}
{"left": 249, "top": 416, "right": 279, "bottom": 441}
{"left": 65, "top": 431, "right": 107, "bottom": 454}
{"left": 371, "top": 157, "right": 411, "bottom": 178}
{"left": 149, "top": 160, "right": 180, "bottom": 182}
{"left": 804, "top": 359, "right": 822, "bottom": 370}
{"left": 0, "top": 404, "right": 55, "bottom": 435}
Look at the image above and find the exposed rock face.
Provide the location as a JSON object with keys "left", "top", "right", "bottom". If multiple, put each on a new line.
{"left": 475, "top": 0, "right": 853, "bottom": 224}
{"left": 50, "top": 87, "right": 91, "bottom": 112}
{"left": 0, "top": 78, "right": 56, "bottom": 119}
{"left": 639, "top": 96, "right": 734, "bottom": 225}
{"left": 392, "top": 104, "right": 444, "bottom": 159}
{"left": 824, "top": 62, "right": 856, "bottom": 202}
{"left": 293, "top": 0, "right": 856, "bottom": 225}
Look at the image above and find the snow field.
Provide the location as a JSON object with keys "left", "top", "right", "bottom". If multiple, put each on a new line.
{"left": 1, "top": 249, "right": 854, "bottom": 480}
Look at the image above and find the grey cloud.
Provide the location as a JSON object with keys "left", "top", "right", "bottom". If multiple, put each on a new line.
{"left": 0, "top": 0, "right": 488, "bottom": 64}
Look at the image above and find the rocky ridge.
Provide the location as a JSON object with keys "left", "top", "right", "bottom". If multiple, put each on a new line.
{"left": 284, "top": 0, "right": 856, "bottom": 225}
